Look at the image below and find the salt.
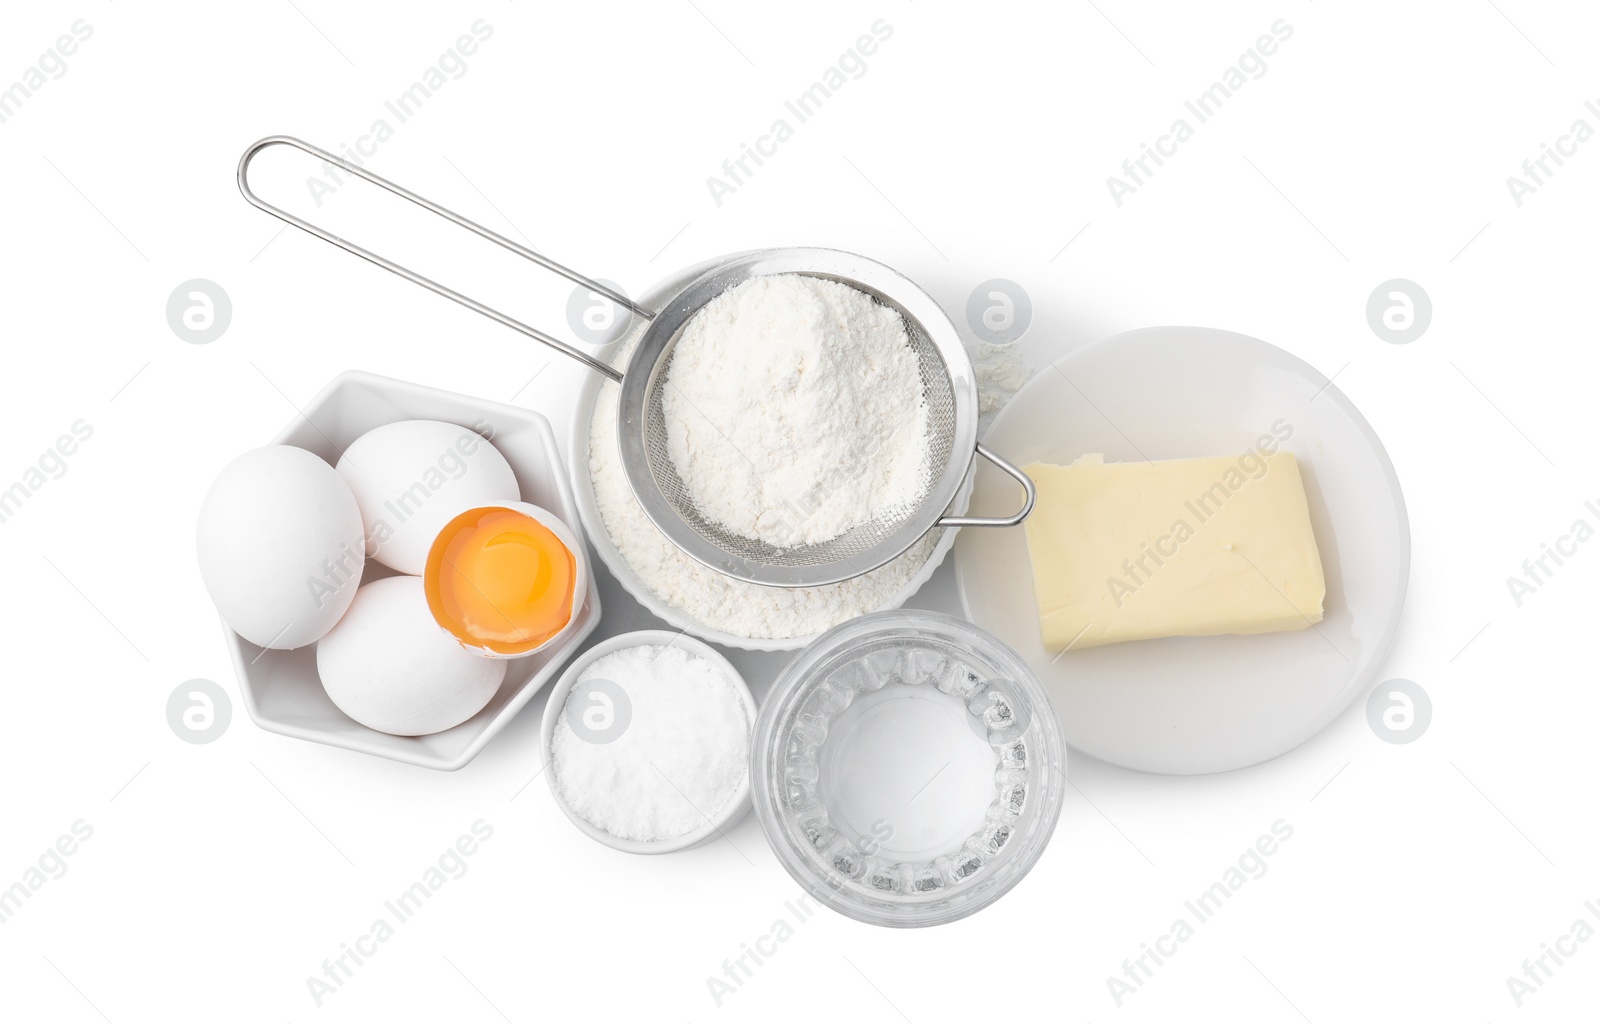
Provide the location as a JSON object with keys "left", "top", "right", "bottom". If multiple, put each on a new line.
{"left": 550, "top": 644, "right": 750, "bottom": 843}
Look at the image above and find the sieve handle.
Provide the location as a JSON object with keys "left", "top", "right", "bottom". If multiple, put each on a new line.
{"left": 236, "top": 135, "right": 653, "bottom": 384}
{"left": 939, "top": 444, "right": 1036, "bottom": 528}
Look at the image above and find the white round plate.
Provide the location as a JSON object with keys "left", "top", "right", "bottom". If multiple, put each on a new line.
{"left": 954, "top": 327, "right": 1409, "bottom": 775}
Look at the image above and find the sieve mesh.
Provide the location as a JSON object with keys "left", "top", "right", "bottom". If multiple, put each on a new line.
{"left": 641, "top": 292, "right": 959, "bottom": 573}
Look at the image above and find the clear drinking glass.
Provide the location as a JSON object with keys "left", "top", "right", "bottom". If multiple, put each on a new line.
{"left": 750, "top": 609, "right": 1067, "bottom": 927}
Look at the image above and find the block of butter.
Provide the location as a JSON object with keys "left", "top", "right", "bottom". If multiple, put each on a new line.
{"left": 1021, "top": 452, "right": 1326, "bottom": 651}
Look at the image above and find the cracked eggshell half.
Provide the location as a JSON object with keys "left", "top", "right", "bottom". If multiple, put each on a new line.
{"left": 197, "top": 445, "right": 365, "bottom": 649}
{"left": 335, "top": 419, "right": 521, "bottom": 575}
{"left": 425, "top": 501, "right": 589, "bottom": 659}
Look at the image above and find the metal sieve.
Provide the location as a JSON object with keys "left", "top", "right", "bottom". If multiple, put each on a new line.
{"left": 238, "top": 136, "right": 1034, "bottom": 588}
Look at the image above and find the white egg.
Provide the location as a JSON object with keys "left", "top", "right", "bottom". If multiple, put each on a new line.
{"left": 336, "top": 419, "right": 520, "bottom": 574}
{"left": 197, "top": 446, "right": 365, "bottom": 649}
{"left": 316, "top": 575, "right": 508, "bottom": 736}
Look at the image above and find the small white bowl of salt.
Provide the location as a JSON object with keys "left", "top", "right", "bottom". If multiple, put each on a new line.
{"left": 540, "top": 630, "right": 756, "bottom": 854}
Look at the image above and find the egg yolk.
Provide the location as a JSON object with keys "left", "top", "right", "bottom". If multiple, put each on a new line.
{"left": 425, "top": 507, "right": 575, "bottom": 655}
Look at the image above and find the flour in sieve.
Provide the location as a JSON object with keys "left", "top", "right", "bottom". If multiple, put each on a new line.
{"left": 589, "top": 324, "right": 941, "bottom": 641}
{"left": 662, "top": 274, "right": 931, "bottom": 546}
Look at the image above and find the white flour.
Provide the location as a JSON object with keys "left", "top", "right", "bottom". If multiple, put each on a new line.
{"left": 550, "top": 644, "right": 748, "bottom": 842}
{"left": 589, "top": 324, "right": 941, "bottom": 641}
{"left": 973, "top": 341, "right": 1031, "bottom": 416}
{"left": 663, "top": 274, "right": 931, "bottom": 546}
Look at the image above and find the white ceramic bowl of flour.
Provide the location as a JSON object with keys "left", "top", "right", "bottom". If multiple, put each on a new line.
{"left": 569, "top": 254, "right": 972, "bottom": 652}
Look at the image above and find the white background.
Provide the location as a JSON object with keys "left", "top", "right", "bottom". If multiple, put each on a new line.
{"left": 1, "top": 0, "right": 1596, "bottom": 1020}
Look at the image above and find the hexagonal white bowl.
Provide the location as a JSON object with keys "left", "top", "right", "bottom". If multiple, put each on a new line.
{"left": 219, "top": 370, "right": 601, "bottom": 771}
